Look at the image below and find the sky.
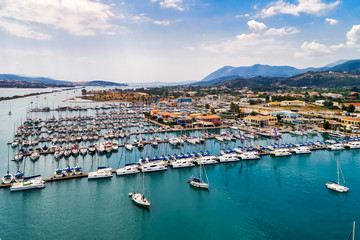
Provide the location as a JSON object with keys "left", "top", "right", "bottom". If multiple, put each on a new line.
{"left": 0, "top": 0, "right": 360, "bottom": 83}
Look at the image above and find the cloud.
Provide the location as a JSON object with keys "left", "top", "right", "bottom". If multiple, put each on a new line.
{"left": 0, "top": 0, "right": 117, "bottom": 40}
{"left": 152, "top": 0, "right": 185, "bottom": 11}
{"left": 295, "top": 41, "right": 331, "bottom": 58}
{"left": 235, "top": 13, "right": 250, "bottom": 18}
{"left": 119, "top": 13, "right": 172, "bottom": 26}
{"left": 247, "top": 20, "right": 267, "bottom": 32}
{"left": 153, "top": 20, "right": 171, "bottom": 26}
{"left": 346, "top": 24, "right": 360, "bottom": 48}
{"left": 325, "top": 18, "right": 338, "bottom": 25}
{"left": 258, "top": 0, "right": 340, "bottom": 18}
{"left": 200, "top": 24, "right": 299, "bottom": 55}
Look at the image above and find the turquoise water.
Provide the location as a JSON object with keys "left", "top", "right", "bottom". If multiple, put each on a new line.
{"left": 0, "top": 89, "right": 359, "bottom": 239}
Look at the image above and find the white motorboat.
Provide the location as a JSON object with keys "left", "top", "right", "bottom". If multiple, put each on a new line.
{"left": 88, "top": 167, "right": 113, "bottom": 179}
{"left": 328, "top": 143, "right": 345, "bottom": 150}
{"left": 169, "top": 137, "right": 184, "bottom": 146}
{"left": 292, "top": 146, "right": 311, "bottom": 154}
{"left": 116, "top": 164, "right": 140, "bottom": 175}
{"left": 345, "top": 141, "right": 360, "bottom": 149}
{"left": 218, "top": 153, "right": 239, "bottom": 163}
{"left": 105, "top": 141, "right": 113, "bottom": 153}
{"left": 10, "top": 175, "right": 46, "bottom": 191}
{"left": 326, "top": 160, "right": 349, "bottom": 193}
{"left": 271, "top": 149, "right": 292, "bottom": 157}
{"left": 171, "top": 158, "right": 195, "bottom": 168}
{"left": 215, "top": 136, "right": 224, "bottom": 142}
{"left": 141, "top": 161, "right": 167, "bottom": 173}
{"left": 197, "top": 155, "right": 218, "bottom": 165}
{"left": 2, "top": 171, "right": 14, "bottom": 184}
{"left": 98, "top": 143, "right": 105, "bottom": 153}
{"left": 239, "top": 152, "right": 260, "bottom": 160}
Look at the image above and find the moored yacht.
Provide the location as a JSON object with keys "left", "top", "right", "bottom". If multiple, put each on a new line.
{"left": 292, "top": 146, "right": 311, "bottom": 154}
{"left": 88, "top": 167, "right": 113, "bottom": 179}
{"left": 171, "top": 158, "right": 195, "bottom": 168}
{"left": 328, "top": 143, "right": 345, "bottom": 150}
{"left": 218, "top": 153, "right": 239, "bottom": 163}
{"left": 10, "top": 175, "right": 46, "bottom": 191}
{"left": 141, "top": 161, "right": 167, "bottom": 172}
{"left": 345, "top": 141, "right": 360, "bottom": 149}
{"left": 116, "top": 164, "right": 140, "bottom": 175}
{"left": 271, "top": 149, "right": 292, "bottom": 157}
{"left": 239, "top": 152, "right": 260, "bottom": 160}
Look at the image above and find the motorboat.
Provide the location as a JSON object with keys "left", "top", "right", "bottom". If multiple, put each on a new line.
{"left": 218, "top": 153, "right": 239, "bottom": 163}
{"left": 10, "top": 175, "right": 46, "bottom": 191}
{"left": 328, "top": 143, "right": 345, "bottom": 150}
{"left": 54, "top": 168, "right": 64, "bottom": 178}
{"left": 2, "top": 171, "right": 14, "bottom": 184}
{"left": 141, "top": 161, "right": 167, "bottom": 173}
{"left": 292, "top": 146, "right": 311, "bottom": 154}
{"left": 171, "top": 158, "right": 195, "bottom": 168}
{"left": 88, "top": 167, "right": 113, "bottom": 179}
{"left": 345, "top": 141, "right": 360, "bottom": 149}
{"left": 271, "top": 149, "right": 292, "bottom": 157}
{"left": 239, "top": 152, "right": 260, "bottom": 160}
{"left": 116, "top": 164, "right": 140, "bottom": 175}
{"left": 197, "top": 155, "right": 218, "bottom": 165}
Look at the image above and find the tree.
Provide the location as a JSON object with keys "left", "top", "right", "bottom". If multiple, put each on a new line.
{"left": 348, "top": 104, "right": 356, "bottom": 113}
{"left": 230, "top": 102, "right": 240, "bottom": 112}
{"left": 81, "top": 89, "right": 87, "bottom": 95}
{"left": 205, "top": 103, "right": 210, "bottom": 109}
{"left": 250, "top": 111, "right": 258, "bottom": 116}
{"left": 323, "top": 121, "right": 331, "bottom": 130}
{"left": 324, "top": 100, "right": 333, "bottom": 108}
{"left": 341, "top": 104, "right": 347, "bottom": 111}
{"left": 211, "top": 107, "right": 216, "bottom": 114}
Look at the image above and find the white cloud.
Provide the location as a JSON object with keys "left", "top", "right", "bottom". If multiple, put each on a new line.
{"left": 235, "top": 13, "right": 250, "bottom": 18}
{"left": 346, "top": 24, "right": 360, "bottom": 48}
{"left": 0, "top": 0, "right": 117, "bottom": 40}
{"left": 258, "top": 0, "right": 340, "bottom": 18}
{"left": 330, "top": 43, "right": 345, "bottom": 49}
{"left": 0, "top": 20, "right": 52, "bottom": 40}
{"left": 152, "top": 0, "right": 185, "bottom": 11}
{"left": 325, "top": 18, "right": 338, "bottom": 25}
{"left": 247, "top": 20, "right": 267, "bottom": 32}
{"left": 153, "top": 20, "right": 171, "bottom": 26}
{"left": 200, "top": 25, "right": 299, "bottom": 55}
{"left": 295, "top": 41, "right": 331, "bottom": 58}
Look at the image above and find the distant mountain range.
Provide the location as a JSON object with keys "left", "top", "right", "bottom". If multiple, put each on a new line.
{"left": 201, "top": 59, "right": 360, "bottom": 89}
{"left": 0, "top": 74, "right": 127, "bottom": 88}
{"left": 199, "top": 59, "right": 351, "bottom": 84}
{"left": 195, "top": 59, "right": 360, "bottom": 86}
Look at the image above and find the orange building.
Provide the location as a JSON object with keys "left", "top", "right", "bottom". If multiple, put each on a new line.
{"left": 194, "top": 115, "right": 221, "bottom": 124}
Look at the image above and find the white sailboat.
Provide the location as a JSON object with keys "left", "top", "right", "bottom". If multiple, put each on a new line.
{"left": 325, "top": 159, "right": 349, "bottom": 193}
{"left": 188, "top": 161, "right": 209, "bottom": 189}
{"left": 129, "top": 171, "right": 150, "bottom": 208}
{"left": 10, "top": 157, "right": 45, "bottom": 191}
{"left": 2, "top": 146, "right": 14, "bottom": 184}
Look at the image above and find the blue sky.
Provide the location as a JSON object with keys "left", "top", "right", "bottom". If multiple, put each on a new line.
{"left": 0, "top": 0, "right": 360, "bottom": 83}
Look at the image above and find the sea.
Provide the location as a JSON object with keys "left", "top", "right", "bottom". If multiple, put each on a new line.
{"left": 0, "top": 88, "right": 359, "bottom": 240}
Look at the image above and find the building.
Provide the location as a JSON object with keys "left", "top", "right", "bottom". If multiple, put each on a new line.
{"left": 268, "top": 102, "right": 281, "bottom": 106}
{"left": 271, "top": 111, "right": 298, "bottom": 119}
{"left": 340, "top": 117, "right": 360, "bottom": 126}
{"left": 343, "top": 103, "right": 360, "bottom": 111}
{"left": 315, "top": 100, "right": 325, "bottom": 106}
{"left": 177, "top": 97, "right": 192, "bottom": 103}
{"left": 176, "top": 116, "right": 192, "bottom": 127}
{"left": 244, "top": 115, "right": 277, "bottom": 127}
{"left": 280, "top": 100, "right": 306, "bottom": 107}
{"left": 190, "top": 114, "right": 221, "bottom": 125}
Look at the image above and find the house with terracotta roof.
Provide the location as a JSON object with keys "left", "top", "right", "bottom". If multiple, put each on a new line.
{"left": 343, "top": 103, "right": 360, "bottom": 111}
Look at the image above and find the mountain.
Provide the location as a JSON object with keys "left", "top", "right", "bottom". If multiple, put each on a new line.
{"left": 209, "top": 70, "right": 360, "bottom": 89}
{"left": 329, "top": 59, "right": 360, "bottom": 71}
{"left": 82, "top": 80, "right": 127, "bottom": 86}
{"left": 0, "top": 74, "right": 70, "bottom": 84}
{"left": 201, "top": 64, "right": 328, "bottom": 82}
{"left": 129, "top": 80, "right": 197, "bottom": 87}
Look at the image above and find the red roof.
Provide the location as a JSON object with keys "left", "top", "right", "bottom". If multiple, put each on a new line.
{"left": 343, "top": 103, "right": 360, "bottom": 106}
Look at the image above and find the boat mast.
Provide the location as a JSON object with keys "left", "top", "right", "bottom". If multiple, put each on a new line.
{"left": 199, "top": 162, "right": 202, "bottom": 182}
{"left": 142, "top": 171, "right": 145, "bottom": 196}
{"left": 353, "top": 221, "right": 356, "bottom": 240}
{"left": 7, "top": 145, "right": 10, "bottom": 173}
{"left": 337, "top": 160, "right": 340, "bottom": 185}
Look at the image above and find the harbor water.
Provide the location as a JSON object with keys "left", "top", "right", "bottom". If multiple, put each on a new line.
{"left": 0, "top": 89, "right": 359, "bottom": 240}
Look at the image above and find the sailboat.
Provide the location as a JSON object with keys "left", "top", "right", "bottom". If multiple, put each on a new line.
{"left": 10, "top": 156, "right": 46, "bottom": 191}
{"left": 2, "top": 146, "right": 14, "bottom": 184}
{"left": 188, "top": 160, "right": 209, "bottom": 189}
{"left": 129, "top": 171, "right": 150, "bottom": 208}
{"left": 8, "top": 106, "right": 12, "bottom": 116}
{"left": 325, "top": 159, "right": 349, "bottom": 193}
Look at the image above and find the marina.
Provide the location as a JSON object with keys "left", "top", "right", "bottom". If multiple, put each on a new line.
{"left": 0, "top": 88, "right": 360, "bottom": 240}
